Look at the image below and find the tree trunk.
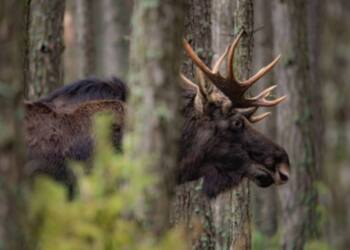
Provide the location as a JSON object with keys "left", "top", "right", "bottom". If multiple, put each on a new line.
{"left": 272, "top": 0, "right": 319, "bottom": 249}
{"left": 229, "top": 1, "right": 254, "bottom": 249}
{"left": 0, "top": 1, "right": 28, "bottom": 249}
{"left": 75, "top": 0, "right": 95, "bottom": 77}
{"left": 22, "top": 1, "right": 66, "bottom": 248}
{"left": 322, "top": 1, "right": 350, "bottom": 249}
{"left": 210, "top": 2, "right": 238, "bottom": 249}
{"left": 307, "top": 0, "right": 324, "bottom": 177}
{"left": 25, "top": 0, "right": 65, "bottom": 99}
{"left": 128, "top": 0, "right": 185, "bottom": 236}
{"left": 251, "top": 0, "right": 278, "bottom": 237}
{"left": 97, "top": 0, "right": 132, "bottom": 80}
{"left": 173, "top": 1, "right": 253, "bottom": 249}
{"left": 63, "top": 1, "right": 78, "bottom": 83}
{"left": 172, "top": 1, "right": 216, "bottom": 249}
{"left": 212, "top": 0, "right": 253, "bottom": 249}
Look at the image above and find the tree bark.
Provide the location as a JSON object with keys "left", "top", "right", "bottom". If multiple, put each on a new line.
{"left": 63, "top": 1, "right": 78, "bottom": 83}
{"left": 0, "top": 1, "right": 28, "bottom": 249}
{"left": 22, "top": 1, "right": 66, "bottom": 248}
{"left": 25, "top": 0, "right": 65, "bottom": 99}
{"left": 229, "top": 1, "right": 254, "bottom": 249}
{"left": 322, "top": 1, "right": 350, "bottom": 248}
{"left": 173, "top": 1, "right": 253, "bottom": 249}
{"left": 251, "top": 0, "right": 278, "bottom": 237}
{"left": 128, "top": 0, "right": 185, "bottom": 236}
{"left": 211, "top": 0, "right": 252, "bottom": 249}
{"left": 272, "top": 0, "right": 319, "bottom": 249}
{"left": 211, "top": 2, "right": 237, "bottom": 249}
{"left": 98, "top": 0, "right": 132, "bottom": 80}
{"left": 172, "top": 1, "right": 216, "bottom": 249}
{"left": 307, "top": 0, "right": 324, "bottom": 177}
{"left": 75, "top": 0, "right": 95, "bottom": 77}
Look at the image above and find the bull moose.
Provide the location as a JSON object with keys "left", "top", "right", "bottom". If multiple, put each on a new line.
{"left": 25, "top": 31, "right": 290, "bottom": 198}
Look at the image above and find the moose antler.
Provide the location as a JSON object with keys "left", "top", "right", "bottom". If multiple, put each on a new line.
{"left": 181, "top": 30, "right": 286, "bottom": 122}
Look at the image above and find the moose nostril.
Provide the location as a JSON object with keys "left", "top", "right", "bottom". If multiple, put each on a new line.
{"left": 276, "top": 163, "right": 290, "bottom": 184}
{"left": 279, "top": 171, "right": 289, "bottom": 182}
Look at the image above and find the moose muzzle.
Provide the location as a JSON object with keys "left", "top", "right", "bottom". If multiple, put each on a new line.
{"left": 274, "top": 163, "right": 290, "bottom": 185}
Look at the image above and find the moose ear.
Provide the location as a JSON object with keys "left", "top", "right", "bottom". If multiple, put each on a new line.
{"left": 24, "top": 101, "right": 53, "bottom": 114}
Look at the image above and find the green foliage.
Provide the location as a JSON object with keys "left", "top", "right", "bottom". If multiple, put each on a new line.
{"left": 252, "top": 226, "right": 332, "bottom": 250}
{"left": 305, "top": 240, "right": 332, "bottom": 250}
{"left": 29, "top": 113, "right": 187, "bottom": 250}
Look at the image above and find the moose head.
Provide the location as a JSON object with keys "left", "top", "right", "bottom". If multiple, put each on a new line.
{"left": 177, "top": 31, "right": 290, "bottom": 198}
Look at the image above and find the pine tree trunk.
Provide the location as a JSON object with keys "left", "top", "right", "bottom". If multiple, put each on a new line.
{"left": 172, "top": 1, "right": 216, "bottom": 249}
{"left": 98, "top": 0, "right": 132, "bottom": 80}
{"left": 211, "top": 2, "right": 238, "bottom": 249}
{"left": 25, "top": 0, "right": 65, "bottom": 99}
{"left": 128, "top": 0, "right": 185, "bottom": 236}
{"left": 272, "top": 0, "right": 319, "bottom": 249}
{"left": 0, "top": 1, "right": 28, "bottom": 249}
{"left": 75, "top": 0, "right": 95, "bottom": 77}
{"left": 307, "top": 0, "right": 324, "bottom": 175}
{"left": 21, "top": 1, "right": 66, "bottom": 248}
{"left": 63, "top": 1, "right": 78, "bottom": 83}
{"left": 211, "top": 0, "right": 253, "bottom": 249}
{"left": 173, "top": 1, "right": 253, "bottom": 249}
{"left": 251, "top": 0, "right": 278, "bottom": 237}
{"left": 229, "top": 1, "right": 253, "bottom": 249}
{"left": 322, "top": 1, "right": 349, "bottom": 248}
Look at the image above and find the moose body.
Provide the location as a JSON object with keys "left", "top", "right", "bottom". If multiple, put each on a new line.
{"left": 25, "top": 78, "right": 126, "bottom": 198}
{"left": 25, "top": 33, "right": 290, "bottom": 198}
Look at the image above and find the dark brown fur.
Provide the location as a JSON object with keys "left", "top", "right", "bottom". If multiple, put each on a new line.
{"left": 25, "top": 78, "right": 126, "bottom": 198}
{"left": 25, "top": 77, "right": 289, "bottom": 199}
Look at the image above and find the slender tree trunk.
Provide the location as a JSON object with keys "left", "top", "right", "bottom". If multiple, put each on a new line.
{"left": 307, "top": 0, "right": 324, "bottom": 177}
{"left": 251, "top": 0, "right": 278, "bottom": 237}
{"left": 128, "top": 0, "right": 185, "bottom": 236}
{"left": 322, "top": 1, "right": 350, "bottom": 248}
{"left": 229, "top": 1, "right": 254, "bottom": 249}
{"left": 63, "top": 1, "right": 78, "bottom": 83}
{"left": 25, "top": 0, "right": 65, "bottom": 99}
{"left": 173, "top": 1, "right": 253, "bottom": 249}
{"left": 172, "top": 1, "right": 216, "bottom": 249}
{"left": 75, "top": 0, "right": 95, "bottom": 77}
{"left": 272, "top": 0, "right": 318, "bottom": 249}
{"left": 98, "top": 0, "right": 132, "bottom": 80}
{"left": 22, "top": 1, "right": 66, "bottom": 248}
{"left": 211, "top": 0, "right": 253, "bottom": 249}
{"left": 0, "top": 1, "right": 28, "bottom": 249}
{"left": 306, "top": 0, "right": 323, "bottom": 242}
{"left": 211, "top": 2, "right": 238, "bottom": 249}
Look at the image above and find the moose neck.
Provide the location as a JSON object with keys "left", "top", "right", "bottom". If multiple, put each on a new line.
{"left": 177, "top": 92, "right": 213, "bottom": 183}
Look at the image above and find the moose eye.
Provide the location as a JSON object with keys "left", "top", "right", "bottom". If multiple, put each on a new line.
{"left": 232, "top": 119, "right": 244, "bottom": 129}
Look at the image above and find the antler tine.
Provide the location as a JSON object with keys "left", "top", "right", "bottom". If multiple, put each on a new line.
{"left": 253, "top": 95, "right": 287, "bottom": 107}
{"left": 247, "top": 85, "right": 277, "bottom": 101}
{"left": 180, "top": 72, "right": 205, "bottom": 113}
{"left": 241, "top": 55, "right": 281, "bottom": 86}
{"left": 212, "top": 46, "right": 230, "bottom": 74}
{"left": 227, "top": 30, "right": 244, "bottom": 81}
{"left": 240, "top": 107, "right": 258, "bottom": 118}
{"left": 249, "top": 112, "right": 271, "bottom": 123}
{"left": 180, "top": 73, "right": 199, "bottom": 91}
{"left": 196, "top": 67, "right": 212, "bottom": 96}
{"left": 183, "top": 39, "right": 215, "bottom": 80}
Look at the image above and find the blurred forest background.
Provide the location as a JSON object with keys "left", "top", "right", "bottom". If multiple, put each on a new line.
{"left": 0, "top": 0, "right": 349, "bottom": 250}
